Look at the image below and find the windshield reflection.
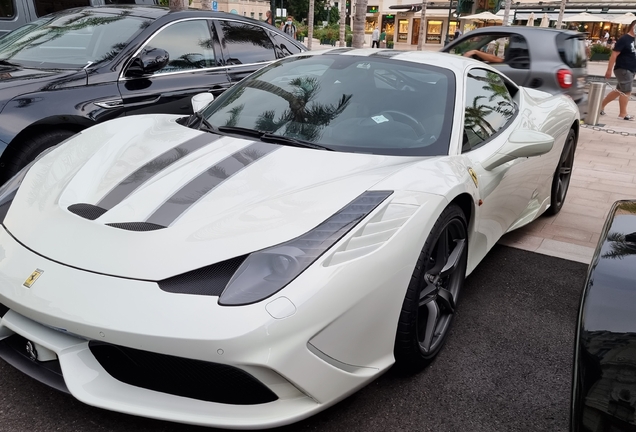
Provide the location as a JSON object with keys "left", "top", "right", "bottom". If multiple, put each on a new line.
{"left": 203, "top": 55, "right": 456, "bottom": 156}
{"left": 0, "top": 10, "right": 150, "bottom": 69}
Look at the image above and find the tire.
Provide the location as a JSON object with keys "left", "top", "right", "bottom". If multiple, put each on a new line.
{"left": 1, "top": 130, "right": 76, "bottom": 183}
{"left": 546, "top": 128, "right": 576, "bottom": 216}
{"left": 394, "top": 204, "right": 468, "bottom": 371}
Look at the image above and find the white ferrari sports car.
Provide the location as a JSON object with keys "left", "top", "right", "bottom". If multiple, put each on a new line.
{"left": 0, "top": 49, "right": 578, "bottom": 429}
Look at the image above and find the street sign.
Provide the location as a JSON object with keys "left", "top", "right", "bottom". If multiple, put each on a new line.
{"left": 212, "top": 1, "right": 218, "bottom": 10}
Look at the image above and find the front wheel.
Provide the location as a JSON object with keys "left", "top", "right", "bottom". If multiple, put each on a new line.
{"left": 546, "top": 128, "right": 576, "bottom": 216}
{"left": 394, "top": 204, "right": 468, "bottom": 370}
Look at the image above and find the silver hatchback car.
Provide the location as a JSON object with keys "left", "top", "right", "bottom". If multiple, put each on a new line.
{"left": 443, "top": 27, "right": 588, "bottom": 113}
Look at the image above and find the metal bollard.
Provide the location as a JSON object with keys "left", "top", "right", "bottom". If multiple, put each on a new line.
{"left": 585, "top": 82, "right": 605, "bottom": 126}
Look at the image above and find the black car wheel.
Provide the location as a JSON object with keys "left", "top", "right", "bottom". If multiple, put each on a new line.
{"left": 394, "top": 204, "right": 468, "bottom": 370}
{"left": 2, "top": 130, "right": 76, "bottom": 183}
{"left": 546, "top": 128, "right": 576, "bottom": 216}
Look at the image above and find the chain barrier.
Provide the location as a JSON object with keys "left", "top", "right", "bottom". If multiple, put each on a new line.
{"left": 579, "top": 81, "right": 636, "bottom": 136}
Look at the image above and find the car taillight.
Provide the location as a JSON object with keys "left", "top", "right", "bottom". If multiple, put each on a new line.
{"left": 557, "top": 69, "right": 573, "bottom": 89}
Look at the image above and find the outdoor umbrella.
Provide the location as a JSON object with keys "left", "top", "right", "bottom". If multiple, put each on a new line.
{"left": 461, "top": 11, "right": 503, "bottom": 22}
{"left": 562, "top": 12, "right": 605, "bottom": 23}
{"left": 540, "top": 13, "right": 549, "bottom": 27}
{"left": 613, "top": 12, "right": 636, "bottom": 25}
{"left": 526, "top": 12, "right": 535, "bottom": 26}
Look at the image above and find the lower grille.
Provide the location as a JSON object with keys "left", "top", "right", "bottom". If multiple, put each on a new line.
{"left": 89, "top": 341, "right": 278, "bottom": 405}
{"left": 0, "top": 334, "right": 68, "bottom": 394}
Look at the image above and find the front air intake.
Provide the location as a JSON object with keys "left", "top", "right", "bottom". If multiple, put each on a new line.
{"left": 89, "top": 341, "right": 278, "bottom": 405}
{"left": 68, "top": 203, "right": 107, "bottom": 220}
{"left": 106, "top": 222, "right": 165, "bottom": 231}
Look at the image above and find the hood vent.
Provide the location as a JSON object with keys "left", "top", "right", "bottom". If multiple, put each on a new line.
{"left": 106, "top": 222, "right": 166, "bottom": 232}
{"left": 158, "top": 255, "right": 247, "bottom": 296}
{"left": 68, "top": 203, "right": 107, "bottom": 220}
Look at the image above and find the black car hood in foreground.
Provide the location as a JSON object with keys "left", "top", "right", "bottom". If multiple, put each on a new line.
{"left": 0, "top": 65, "right": 86, "bottom": 114}
{"left": 571, "top": 200, "right": 636, "bottom": 432}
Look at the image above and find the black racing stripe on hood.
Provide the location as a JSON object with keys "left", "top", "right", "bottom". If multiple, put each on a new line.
{"left": 97, "top": 133, "right": 220, "bottom": 210}
{"left": 145, "top": 142, "right": 278, "bottom": 227}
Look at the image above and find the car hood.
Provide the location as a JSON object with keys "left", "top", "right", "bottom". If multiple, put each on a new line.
{"left": 5, "top": 115, "right": 423, "bottom": 280}
{"left": 0, "top": 65, "right": 85, "bottom": 113}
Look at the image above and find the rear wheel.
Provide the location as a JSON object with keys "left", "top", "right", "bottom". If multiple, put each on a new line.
{"left": 546, "top": 128, "right": 576, "bottom": 216}
{"left": 1, "top": 130, "right": 76, "bottom": 183}
{"left": 394, "top": 204, "right": 468, "bottom": 370}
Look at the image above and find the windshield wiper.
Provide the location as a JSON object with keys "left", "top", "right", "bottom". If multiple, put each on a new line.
{"left": 186, "top": 111, "right": 218, "bottom": 134}
{"left": 260, "top": 133, "right": 333, "bottom": 151}
{"left": 217, "top": 126, "right": 264, "bottom": 139}
{"left": 0, "top": 59, "right": 18, "bottom": 67}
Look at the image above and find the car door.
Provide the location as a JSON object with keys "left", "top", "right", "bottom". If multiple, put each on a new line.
{"left": 118, "top": 18, "right": 231, "bottom": 117}
{"left": 214, "top": 19, "right": 279, "bottom": 85}
{"left": 459, "top": 68, "right": 542, "bottom": 249}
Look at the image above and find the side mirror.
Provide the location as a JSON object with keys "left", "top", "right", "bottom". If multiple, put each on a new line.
{"left": 191, "top": 92, "right": 215, "bottom": 113}
{"left": 125, "top": 47, "right": 169, "bottom": 78}
{"left": 481, "top": 129, "right": 554, "bottom": 171}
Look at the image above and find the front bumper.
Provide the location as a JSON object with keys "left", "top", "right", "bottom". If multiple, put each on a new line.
{"left": 0, "top": 194, "right": 442, "bottom": 430}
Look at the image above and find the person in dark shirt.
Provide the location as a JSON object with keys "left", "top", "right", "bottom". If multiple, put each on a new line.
{"left": 601, "top": 19, "right": 636, "bottom": 120}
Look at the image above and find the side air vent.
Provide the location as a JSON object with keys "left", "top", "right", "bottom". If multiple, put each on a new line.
{"left": 325, "top": 202, "right": 417, "bottom": 266}
{"left": 89, "top": 341, "right": 278, "bottom": 405}
{"left": 106, "top": 222, "right": 165, "bottom": 231}
{"left": 158, "top": 255, "right": 247, "bottom": 296}
{"left": 68, "top": 203, "right": 107, "bottom": 220}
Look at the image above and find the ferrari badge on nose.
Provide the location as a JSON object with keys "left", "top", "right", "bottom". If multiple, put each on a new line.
{"left": 23, "top": 269, "right": 43, "bottom": 288}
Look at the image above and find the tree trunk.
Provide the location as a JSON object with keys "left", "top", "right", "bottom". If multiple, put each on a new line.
{"left": 339, "top": 0, "right": 346, "bottom": 47}
{"left": 169, "top": 0, "right": 188, "bottom": 11}
{"left": 200, "top": 0, "right": 211, "bottom": 10}
{"left": 556, "top": 0, "right": 566, "bottom": 29}
{"left": 352, "top": 0, "right": 367, "bottom": 48}
{"left": 502, "top": 0, "right": 511, "bottom": 26}
{"left": 308, "top": 0, "right": 315, "bottom": 49}
{"left": 417, "top": 0, "right": 427, "bottom": 51}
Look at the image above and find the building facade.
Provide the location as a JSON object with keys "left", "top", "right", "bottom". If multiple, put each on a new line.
{"left": 361, "top": 0, "right": 636, "bottom": 48}
{"left": 191, "top": 0, "right": 271, "bottom": 21}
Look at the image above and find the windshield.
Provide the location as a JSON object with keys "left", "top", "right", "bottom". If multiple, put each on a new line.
{"left": 202, "top": 54, "right": 456, "bottom": 156}
{"left": 0, "top": 10, "right": 151, "bottom": 69}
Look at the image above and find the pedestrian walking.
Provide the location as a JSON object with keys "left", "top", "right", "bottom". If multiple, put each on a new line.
{"left": 264, "top": 10, "right": 273, "bottom": 25}
{"left": 281, "top": 16, "right": 296, "bottom": 39}
{"left": 453, "top": 28, "right": 462, "bottom": 40}
{"left": 601, "top": 19, "right": 636, "bottom": 120}
{"left": 371, "top": 27, "right": 380, "bottom": 48}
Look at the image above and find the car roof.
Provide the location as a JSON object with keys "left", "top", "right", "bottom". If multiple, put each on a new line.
{"left": 47, "top": 5, "right": 277, "bottom": 23}
{"left": 461, "top": 26, "right": 583, "bottom": 38}
{"left": 298, "top": 48, "right": 478, "bottom": 76}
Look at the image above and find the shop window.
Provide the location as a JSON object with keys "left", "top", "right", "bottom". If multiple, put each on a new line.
{"left": 0, "top": 0, "right": 14, "bottom": 19}
{"left": 259, "top": 12, "right": 262, "bottom": 19}
{"left": 381, "top": 14, "right": 395, "bottom": 35}
{"left": 426, "top": 20, "right": 442, "bottom": 44}
{"left": 398, "top": 19, "right": 408, "bottom": 42}
{"left": 448, "top": 21, "right": 460, "bottom": 40}
{"left": 365, "top": 17, "right": 377, "bottom": 34}
{"left": 250, "top": 12, "right": 254, "bottom": 18}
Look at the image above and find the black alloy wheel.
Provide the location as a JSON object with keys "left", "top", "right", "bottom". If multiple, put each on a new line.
{"left": 547, "top": 128, "right": 576, "bottom": 216}
{"left": 395, "top": 204, "right": 468, "bottom": 370}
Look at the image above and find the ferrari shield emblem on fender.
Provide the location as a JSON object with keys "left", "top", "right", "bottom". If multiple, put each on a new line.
{"left": 468, "top": 168, "right": 478, "bottom": 187}
{"left": 23, "top": 269, "right": 43, "bottom": 288}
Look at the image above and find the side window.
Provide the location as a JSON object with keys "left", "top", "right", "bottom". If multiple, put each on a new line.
{"left": 34, "top": 0, "right": 90, "bottom": 17}
{"left": 269, "top": 31, "right": 302, "bottom": 58}
{"left": 0, "top": 0, "right": 14, "bottom": 19}
{"left": 557, "top": 34, "right": 587, "bottom": 68}
{"left": 450, "top": 33, "right": 529, "bottom": 70}
{"left": 462, "top": 68, "right": 516, "bottom": 153}
{"left": 146, "top": 20, "right": 216, "bottom": 74}
{"left": 218, "top": 20, "right": 276, "bottom": 65}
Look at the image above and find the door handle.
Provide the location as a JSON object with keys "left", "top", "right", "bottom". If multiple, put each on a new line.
{"left": 124, "top": 96, "right": 161, "bottom": 108}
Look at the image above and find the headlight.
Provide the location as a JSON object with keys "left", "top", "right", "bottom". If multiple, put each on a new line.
{"left": 0, "top": 139, "right": 72, "bottom": 224}
{"left": 218, "top": 190, "right": 392, "bottom": 306}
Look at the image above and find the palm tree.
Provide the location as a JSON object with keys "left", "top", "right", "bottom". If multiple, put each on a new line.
{"left": 169, "top": 0, "right": 188, "bottom": 11}
{"left": 464, "top": 95, "right": 497, "bottom": 136}
{"left": 352, "top": 0, "right": 367, "bottom": 48}
{"left": 238, "top": 76, "right": 352, "bottom": 140}
{"left": 601, "top": 232, "right": 636, "bottom": 260}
